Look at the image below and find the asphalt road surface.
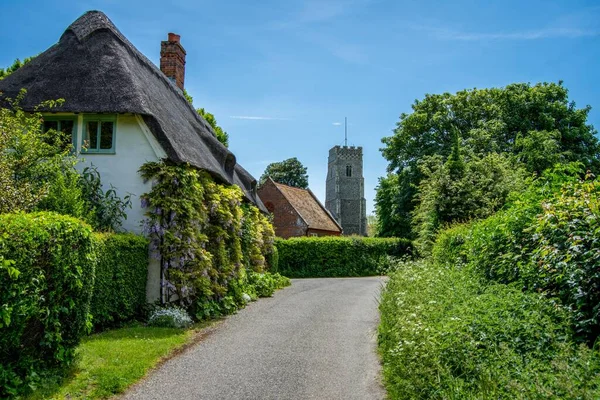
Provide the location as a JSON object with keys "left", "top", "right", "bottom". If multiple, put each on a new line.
{"left": 123, "top": 277, "right": 386, "bottom": 400}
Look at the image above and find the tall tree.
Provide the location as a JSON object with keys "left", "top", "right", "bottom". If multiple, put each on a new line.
{"left": 377, "top": 82, "right": 599, "bottom": 238}
{"left": 259, "top": 158, "right": 309, "bottom": 189}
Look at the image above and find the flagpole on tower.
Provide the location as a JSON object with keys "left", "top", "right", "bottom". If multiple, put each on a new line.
{"left": 344, "top": 116, "right": 347, "bottom": 146}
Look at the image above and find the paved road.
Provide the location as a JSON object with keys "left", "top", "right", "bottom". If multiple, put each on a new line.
{"left": 124, "top": 277, "right": 386, "bottom": 400}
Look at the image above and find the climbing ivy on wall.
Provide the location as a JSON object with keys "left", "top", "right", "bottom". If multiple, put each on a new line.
{"left": 139, "top": 161, "right": 276, "bottom": 313}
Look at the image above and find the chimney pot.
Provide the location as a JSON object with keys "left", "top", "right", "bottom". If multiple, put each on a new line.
{"left": 168, "top": 32, "right": 180, "bottom": 43}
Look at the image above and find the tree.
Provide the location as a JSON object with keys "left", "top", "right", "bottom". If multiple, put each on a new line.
{"left": 197, "top": 108, "right": 229, "bottom": 147}
{"left": 182, "top": 89, "right": 229, "bottom": 147}
{"left": 0, "top": 91, "right": 130, "bottom": 231}
{"left": 377, "top": 82, "right": 600, "bottom": 238}
{"left": 259, "top": 158, "right": 309, "bottom": 189}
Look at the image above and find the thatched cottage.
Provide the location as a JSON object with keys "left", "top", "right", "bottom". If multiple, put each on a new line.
{"left": 0, "top": 10, "right": 266, "bottom": 301}
{"left": 0, "top": 10, "right": 266, "bottom": 234}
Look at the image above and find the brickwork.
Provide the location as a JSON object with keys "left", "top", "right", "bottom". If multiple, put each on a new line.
{"left": 160, "top": 33, "right": 186, "bottom": 91}
{"left": 325, "top": 145, "right": 367, "bottom": 236}
{"left": 258, "top": 179, "right": 308, "bottom": 238}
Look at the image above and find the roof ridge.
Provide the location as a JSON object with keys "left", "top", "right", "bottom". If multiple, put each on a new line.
{"left": 62, "top": 11, "right": 221, "bottom": 144}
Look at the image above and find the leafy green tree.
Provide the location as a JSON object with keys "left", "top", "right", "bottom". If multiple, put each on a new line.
{"left": 197, "top": 108, "right": 229, "bottom": 147}
{"left": 183, "top": 89, "right": 229, "bottom": 147}
{"left": 412, "top": 151, "right": 527, "bottom": 253}
{"left": 377, "top": 82, "right": 600, "bottom": 238}
{"left": 0, "top": 91, "right": 130, "bottom": 231}
{"left": 259, "top": 158, "right": 309, "bottom": 189}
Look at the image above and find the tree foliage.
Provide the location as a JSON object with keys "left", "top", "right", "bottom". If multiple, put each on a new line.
{"left": 0, "top": 91, "right": 131, "bottom": 231}
{"left": 259, "top": 157, "right": 309, "bottom": 188}
{"left": 377, "top": 82, "right": 600, "bottom": 239}
{"left": 182, "top": 89, "right": 229, "bottom": 147}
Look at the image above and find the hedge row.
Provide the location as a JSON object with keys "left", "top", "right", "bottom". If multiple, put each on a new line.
{"left": 0, "top": 212, "right": 148, "bottom": 397}
{"left": 432, "top": 172, "right": 600, "bottom": 343}
{"left": 0, "top": 212, "right": 96, "bottom": 397}
{"left": 276, "top": 236, "right": 411, "bottom": 277}
{"left": 90, "top": 233, "right": 149, "bottom": 330}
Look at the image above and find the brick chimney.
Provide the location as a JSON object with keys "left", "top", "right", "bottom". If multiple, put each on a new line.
{"left": 160, "top": 33, "right": 186, "bottom": 90}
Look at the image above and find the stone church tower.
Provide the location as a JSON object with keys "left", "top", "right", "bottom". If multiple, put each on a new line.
{"left": 325, "top": 145, "right": 367, "bottom": 236}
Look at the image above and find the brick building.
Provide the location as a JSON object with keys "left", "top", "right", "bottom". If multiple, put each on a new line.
{"left": 258, "top": 178, "right": 342, "bottom": 238}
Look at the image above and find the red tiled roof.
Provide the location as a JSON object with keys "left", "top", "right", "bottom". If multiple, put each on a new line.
{"left": 273, "top": 181, "right": 342, "bottom": 233}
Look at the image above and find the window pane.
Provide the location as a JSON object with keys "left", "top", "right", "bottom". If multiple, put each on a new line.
{"left": 100, "top": 121, "right": 114, "bottom": 150}
{"left": 86, "top": 121, "right": 98, "bottom": 150}
{"left": 59, "top": 120, "right": 74, "bottom": 135}
{"left": 43, "top": 120, "right": 58, "bottom": 132}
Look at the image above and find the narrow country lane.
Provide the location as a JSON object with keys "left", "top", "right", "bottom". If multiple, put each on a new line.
{"left": 123, "top": 278, "right": 386, "bottom": 400}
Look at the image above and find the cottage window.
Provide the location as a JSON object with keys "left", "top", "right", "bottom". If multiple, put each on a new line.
{"left": 83, "top": 115, "right": 116, "bottom": 153}
{"left": 42, "top": 117, "right": 76, "bottom": 151}
{"left": 346, "top": 165, "right": 352, "bottom": 177}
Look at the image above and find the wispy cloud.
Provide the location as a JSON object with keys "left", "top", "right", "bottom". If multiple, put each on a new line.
{"left": 229, "top": 115, "right": 291, "bottom": 121}
{"left": 332, "top": 122, "right": 342, "bottom": 126}
{"left": 415, "top": 25, "right": 599, "bottom": 41}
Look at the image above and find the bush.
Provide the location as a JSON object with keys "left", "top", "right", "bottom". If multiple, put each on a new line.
{"left": 90, "top": 233, "right": 149, "bottom": 330}
{"left": 379, "top": 259, "right": 600, "bottom": 399}
{"left": 148, "top": 306, "right": 192, "bottom": 328}
{"left": 248, "top": 271, "right": 291, "bottom": 297}
{"left": 276, "top": 236, "right": 411, "bottom": 277}
{"left": 431, "top": 167, "right": 600, "bottom": 343}
{"left": 0, "top": 212, "right": 96, "bottom": 397}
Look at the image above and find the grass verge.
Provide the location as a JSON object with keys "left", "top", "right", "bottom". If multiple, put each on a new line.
{"left": 378, "top": 260, "right": 600, "bottom": 399}
{"left": 25, "top": 321, "right": 214, "bottom": 400}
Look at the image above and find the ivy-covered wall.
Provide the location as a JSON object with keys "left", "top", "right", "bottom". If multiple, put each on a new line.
{"left": 139, "top": 161, "right": 277, "bottom": 316}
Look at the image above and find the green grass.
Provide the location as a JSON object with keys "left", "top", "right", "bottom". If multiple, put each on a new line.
{"left": 378, "top": 259, "right": 600, "bottom": 399}
{"left": 26, "top": 322, "right": 211, "bottom": 400}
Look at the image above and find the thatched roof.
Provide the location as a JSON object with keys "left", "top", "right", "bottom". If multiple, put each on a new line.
{"left": 0, "top": 10, "right": 265, "bottom": 212}
{"left": 267, "top": 179, "right": 342, "bottom": 233}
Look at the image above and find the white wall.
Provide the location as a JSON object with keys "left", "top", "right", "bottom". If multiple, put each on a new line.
{"left": 75, "top": 114, "right": 166, "bottom": 234}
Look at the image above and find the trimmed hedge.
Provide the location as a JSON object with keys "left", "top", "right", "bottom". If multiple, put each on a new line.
{"left": 0, "top": 212, "right": 96, "bottom": 397}
{"left": 276, "top": 236, "right": 411, "bottom": 277}
{"left": 90, "top": 233, "right": 149, "bottom": 330}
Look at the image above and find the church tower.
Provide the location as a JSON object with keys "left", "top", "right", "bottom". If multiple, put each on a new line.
{"left": 325, "top": 145, "right": 367, "bottom": 236}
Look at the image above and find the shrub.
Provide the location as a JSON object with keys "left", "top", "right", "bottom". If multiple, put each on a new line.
{"left": 90, "top": 233, "right": 149, "bottom": 330}
{"left": 276, "top": 236, "right": 411, "bottom": 278}
{"left": 379, "top": 259, "right": 600, "bottom": 399}
{"left": 430, "top": 166, "right": 600, "bottom": 343}
{"left": 248, "top": 271, "right": 291, "bottom": 297}
{"left": 0, "top": 212, "right": 96, "bottom": 397}
{"left": 148, "top": 306, "right": 192, "bottom": 328}
{"left": 0, "top": 99, "right": 131, "bottom": 232}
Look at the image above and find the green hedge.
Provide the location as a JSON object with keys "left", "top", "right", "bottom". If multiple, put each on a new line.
{"left": 276, "top": 236, "right": 411, "bottom": 277}
{"left": 0, "top": 212, "right": 96, "bottom": 397}
{"left": 431, "top": 172, "right": 600, "bottom": 343}
{"left": 90, "top": 233, "right": 149, "bottom": 330}
{"left": 379, "top": 259, "right": 600, "bottom": 399}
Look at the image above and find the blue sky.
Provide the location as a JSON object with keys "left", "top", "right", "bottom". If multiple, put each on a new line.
{"left": 1, "top": 0, "right": 599, "bottom": 214}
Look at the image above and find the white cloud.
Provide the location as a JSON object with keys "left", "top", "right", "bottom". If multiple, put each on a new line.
{"left": 332, "top": 122, "right": 342, "bottom": 126}
{"left": 229, "top": 115, "right": 291, "bottom": 121}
